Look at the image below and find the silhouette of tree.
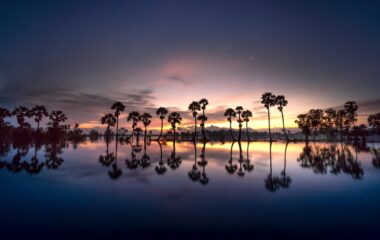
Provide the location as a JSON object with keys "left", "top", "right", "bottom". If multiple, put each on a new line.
{"left": 199, "top": 98, "right": 209, "bottom": 140}
{"left": 322, "top": 108, "right": 338, "bottom": 140}
{"left": 111, "top": 101, "right": 125, "bottom": 136}
{"left": 368, "top": 113, "right": 380, "bottom": 134}
{"left": 141, "top": 112, "right": 152, "bottom": 142}
{"left": 127, "top": 111, "right": 141, "bottom": 138}
{"left": 351, "top": 124, "right": 368, "bottom": 143}
{"left": 44, "top": 141, "right": 65, "bottom": 170}
{"left": 261, "top": 93, "right": 276, "bottom": 141}
{"left": 265, "top": 142, "right": 280, "bottom": 192}
{"left": 370, "top": 148, "right": 380, "bottom": 169}
{"left": 275, "top": 95, "right": 289, "bottom": 141}
{"left": 188, "top": 101, "right": 201, "bottom": 141}
{"left": 48, "top": 110, "right": 68, "bottom": 129}
{"left": 242, "top": 110, "right": 252, "bottom": 141}
{"left": 0, "top": 107, "right": 11, "bottom": 128}
{"left": 279, "top": 142, "right": 291, "bottom": 188}
{"left": 109, "top": 139, "right": 122, "bottom": 179}
{"left": 344, "top": 101, "right": 358, "bottom": 140}
{"left": 155, "top": 141, "right": 167, "bottom": 175}
{"left": 156, "top": 107, "right": 168, "bottom": 141}
{"left": 101, "top": 113, "right": 116, "bottom": 137}
{"left": 12, "top": 106, "right": 31, "bottom": 128}
{"left": 243, "top": 141, "right": 254, "bottom": 172}
{"left": 308, "top": 109, "right": 323, "bottom": 141}
{"left": 237, "top": 141, "right": 245, "bottom": 177}
{"left": 126, "top": 142, "right": 139, "bottom": 169}
{"left": 24, "top": 143, "right": 44, "bottom": 174}
{"left": 295, "top": 114, "right": 312, "bottom": 142}
{"left": 168, "top": 112, "right": 182, "bottom": 141}
{"left": 135, "top": 127, "right": 143, "bottom": 145}
{"left": 224, "top": 108, "right": 236, "bottom": 141}
{"left": 335, "top": 110, "right": 347, "bottom": 142}
{"left": 198, "top": 141, "right": 209, "bottom": 185}
{"left": 28, "top": 105, "right": 48, "bottom": 131}
{"left": 235, "top": 106, "right": 244, "bottom": 141}
{"left": 167, "top": 137, "right": 181, "bottom": 170}
{"left": 225, "top": 142, "right": 237, "bottom": 174}
{"left": 188, "top": 142, "right": 201, "bottom": 182}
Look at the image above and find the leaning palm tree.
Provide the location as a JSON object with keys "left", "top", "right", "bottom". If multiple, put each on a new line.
{"left": 101, "top": 113, "right": 116, "bottom": 136}
{"left": 111, "top": 101, "right": 125, "bottom": 136}
{"left": 275, "top": 95, "right": 289, "bottom": 141}
{"left": 188, "top": 101, "right": 201, "bottom": 141}
{"left": 29, "top": 105, "right": 49, "bottom": 131}
{"left": 156, "top": 107, "right": 168, "bottom": 141}
{"left": 140, "top": 112, "right": 152, "bottom": 142}
{"left": 127, "top": 111, "right": 140, "bottom": 137}
{"left": 168, "top": 112, "right": 182, "bottom": 141}
{"left": 261, "top": 92, "right": 276, "bottom": 141}
{"left": 199, "top": 98, "right": 209, "bottom": 140}
{"left": 235, "top": 106, "right": 244, "bottom": 141}
{"left": 224, "top": 108, "right": 236, "bottom": 141}
{"left": 242, "top": 110, "right": 253, "bottom": 141}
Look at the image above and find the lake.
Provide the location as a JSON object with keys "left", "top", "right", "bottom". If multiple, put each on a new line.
{"left": 1, "top": 139, "right": 380, "bottom": 239}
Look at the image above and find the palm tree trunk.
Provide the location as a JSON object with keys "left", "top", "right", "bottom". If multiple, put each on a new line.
{"left": 267, "top": 108, "right": 272, "bottom": 141}
{"left": 280, "top": 110, "right": 288, "bottom": 141}
{"left": 194, "top": 117, "right": 197, "bottom": 141}
{"left": 158, "top": 119, "right": 163, "bottom": 141}
{"left": 202, "top": 109, "right": 205, "bottom": 140}
{"left": 229, "top": 120, "right": 234, "bottom": 141}
{"left": 144, "top": 126, "right": 147, "bottom": 142}
{"left": 246, "top": 121, "right": 250, "bottom": 142}
{"left": 37, "top": 121, "right": 40, "bottom": 132}
{"left": 116, "top": 117, "right": 119, "bottom": 136}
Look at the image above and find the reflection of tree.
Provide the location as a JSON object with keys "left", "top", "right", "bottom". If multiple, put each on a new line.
{"left": 23, "top": 142, "right": 44, "bottom": 174}
{"left": 265, "top": 142, "right": 280, "bottom": 192}
{"left": 126, "top": 141, "right": 139, "bottom": 169}
{"left": 155, "top": 141, "right": 167, "bottom": 175}
{"left": 297, "top": 143, "right": 364, "bottom": 179}
{"left": 188, "top": 142, "right": 200, "bottom": 182}
{"left": 99, "top": 138, "right": 115, "bottom": 166}
{"left": 167, "top": 139, "right": 181, "bottom": 170}
{"left": 371, "top": 148, "right": 380, "bottom": 168}
{"left": 225, "top": 142, "right": 237, "bottom": 174}
{"left": 140, "top": 140, "right": 151, "bottom": 169}
{"left": 0, "top": 139, "right": 11, "bottom": 169}
{"left": 279, "top": 142, "right": 291, "bottom": 188}
{"left": 198, "top": 141, "right": 209, "bottom": 185}
{"left": 237, "top": 141, "right": 245, "bottom": 177}
{"left": 45, "top": 141, "right": 65, "bottom": 170}
{"left": 108, "top": 137, "right": 122, "bottom": 180}
{"left": 243, "top": 141, "right": 254, "bottom": 172}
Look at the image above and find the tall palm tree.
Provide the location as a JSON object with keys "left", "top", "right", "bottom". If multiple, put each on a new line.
{"left": 168, "top": 112, "right": 182, "bottom": 141}
{"left": 261, "top": 92, "right": 276, "bottom": 141}
{"left": 199, "top": 98, "right": 209, "bottom": 140}
{"left": 224, "top": 108, "right": 236, "bottom": 141}
{"left": 12, "top": 106, "right": 31, "bottom": 128}
{"left": 242, "top": 109, "right": 252, "bottom": 141}
{"left": 101, "top": 113, "right": 116, "bottom": 135}
{"left": 127, "top": 111, "right": 140, "bottom": 137}
{"left": 197, "top": 114, "right": 208, "bottom": 140}
{"left": 188, "top": 101, "right": 201, "bottom": 141}
{"left": 156, "top": 107, "right": 168, "bottom": 141}
{"left": 141, "top": 112, "right": 152, "bottom": 142}
{"left": 29, "top": 105, "right": 48, "bottom": 131}
{"left": 111, "top": 101, "right": 125, "bottom": 136}
{"left": 235, "top": 106, "right": 244, "bottom": 141}
{"left": 275, "top": 95, "right": 289, "bottom": 141}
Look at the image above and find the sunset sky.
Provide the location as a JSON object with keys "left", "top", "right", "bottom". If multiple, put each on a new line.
{"left": 0, "top": 0, "right": 379, "bottom": 131}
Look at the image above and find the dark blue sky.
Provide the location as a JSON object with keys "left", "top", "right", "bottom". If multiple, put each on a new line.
{"left": 0, "top": 0, "right": 379, "bottom": 128}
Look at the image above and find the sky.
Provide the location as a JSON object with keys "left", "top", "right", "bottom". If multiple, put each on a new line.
{"left": 0, "top": 0, "right": 379, "bottom": 131}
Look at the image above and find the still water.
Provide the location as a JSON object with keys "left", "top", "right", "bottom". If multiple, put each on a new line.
{"left": 1, "top": 139, "right": 380, "bottom": 239}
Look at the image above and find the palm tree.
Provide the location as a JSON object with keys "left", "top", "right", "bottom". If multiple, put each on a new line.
{"left": 0, "top": 107, "right": 11, "bottom": 128}
{"left": 127, "top": 111, "right": 140, "bottom": 138}
{"left": 156, "top": 107, "right": 168, "bottom": 141}
{"left": 188, "top": 142, "right": 200, "bottom": 182}
{"left": 197, "top": 114, "right": 208, "bottom": 140}
{"left": 101, "top": 113, "right": 116, "bottom": 136}
{"left": 275, "top": 95, "right": 289, "bottom": 141}
{"left": 261, "top": 93, "right": 276, "bottom": 141}
{"left": 141, "top": 112, "right": 152, "bottom": 142}
{"left": 29, "top": 105, "right": 48, "bottom": 131}
{"left": 235, "top": 106, "right": 244, "bottom": 141}
{"left": 242, "top": 110, "right": 253, "bottom": 141}
{"left": 48, "top": 110, "right": 67, "bottom": 129}
{"left": 168, "top": 112, "right": 182, "bottom": 141}
{"left": 224, "top": 108, "right": 236, "bottom": 141}
{"left": 295, "top": 114, "right": 312, "bottom": 142}
{"left": 199, "top": 98, "right": 209, "bottom": 140}
{"left": 155, "top": 142, "right": 167, "bottom": 175}
{"left": 111, "top": 101, "right": 125, "bottom": 136}
{"left": 225, "top": 142, "right": 237, "bottom": 174}
{"left": 188, "top": 101, "right": 201, "bottom": 141}
{"left": 344, "top": 101, "right": 358, "bottom": 141}
{"left": 12, "top": 106, "right": 31, "bottom": 128}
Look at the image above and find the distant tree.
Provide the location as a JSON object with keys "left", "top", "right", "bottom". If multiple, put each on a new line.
{"left": 322, "top": 108, "right": 337, "bottom": 139}
{"left": 168, "top": 112, "right": 182, "bottom": 141}
{"left": 111, "top": 101, "right": 125, "bottom": 136}
{"left": 308, "top": 109, "right": 323, "bottom": 141}
{"left": 224, "top": 108, "right": 236, "bottom": 141}
{"left": 188, "top": 101, "right": 201, "bottom": 141}
{"left": 29, "top": 105, "right": 48, "bottom": 131}
{"left": 352, "top": 124, "right": 368, "bottom": 143}
{"left": 0, "top": 107, "right": 11, "bottom": 128}
{"left": 261, "top": 92, "right": 276, "bottom": 141}
{"left": 242, "top": 109, "right": 252, "bottom": 141}
{"left": 344, "top": 101, "right": 358, "bottom": 140}
{"left": 335, "top": 110, "right": 347, "bottom": 142}
{"left": 295, "top": 114, "right": 312, "bottom": 142}
{"left": 127, "top": 111, "right": 140, "bottom": 137}
{"left": 101, "top": 113, "right": 116, "bottom": 135}
{"left": 156, "top": 107, "right": 168, "bottom": 141}
{"left": 199, "top": 98, "right": 209, "bottom": 140}
{"left": 48, "top": 111, "right": 68, "bottom": 129}
{"left": 235, "top": 106, "right": 244, "bottom": 141}
{"left": 368, "top": 113, "right": 380, "bottom": 134}
{"left": 275, "top": 95, "right": 289, "bottom": 141}
{"left": 12, "top": 106, "right": 31, "bottom": 128}
{"left": 141, "top": 112, "right": 152, "bottom": 141}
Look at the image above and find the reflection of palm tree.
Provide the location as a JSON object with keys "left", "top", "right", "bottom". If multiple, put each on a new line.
{"left": 141, "top": 112, "right": 152, "bottom": 142}
{"left": 29, "top": 105, "right": 48, "bottom": 131}
{"left": 155, "top": 141, "right": 167, "bottom": 175}
{"left": 99, "top": 138, "right": 115, "bottom": 166}
{"left": 274, "top": 95, "right": 289, "bottom": 141}
{"left": 370, "top": 148, "right": 380, "bottom": 168}
{"left": 126, "top": 142, "right": 139, "bottom": 169}
{"left": 156, "top": 107, "right": 168, "bottom": 141}
{"left": 127, "top": 111, "right": 141, "bottom": 139}
{"left": 168, "top": 112, "right": 182, "bottom": 141}
{"left": 140, "top": 139, "right": 151, "bottom": 168}
{"left": 0, "top": 107, "right": 12, "bottom": 128}
{"left": 279, "top": 142, "right": 291, "bottom": 188}
{"left": 188, "top": 142, "right": 201, "bottom": 182}
{"left": 199, "top": 98, "right": 209, "bottom": 140}
{"left": 236, "top": 106, "right": 244, "bottom": 141}
{"left": 261, "top": 93, "right": 276, "bottom": 141}
{"left": 265, "top": 142, "right": 280, "bottom": 192}
{"left": 24, "top": 143, "right": 44, "bottom": 174}
{"left": 101, "top": 113, "right": 116, "bottom": 137}
{"left": 198, "top": 141, "right": 209, "bottom": 184}
{"left": 109, "top": 137, "right": 122, "bottom": 179}
{"left": 225, "top": 142, "right": 237, "bottom": 174}
{"left": 243, "top": 141, "right": 254, "bottom": 172}
{"left": 237, "top": 141, "right": 245, "bottom": 177}
{"left": 224, "top": 108, "right": 236, "bottom": 141}
{"left": 111, "top": 101, "right": 125, "bottom": 136}
{"left": 12, "top": 106, "right": 31, "bottom": 128}
{"left": 45, "top": 141, "right": 65, "bottom": 170}
{"left": 242, "top": 110, "right": 253, "bottom": 141}
{"left": 188, "top": 101, "right": 201, "bottom": 141}
{"left": 167, "top": 138, "right": 181, "bottom": 169}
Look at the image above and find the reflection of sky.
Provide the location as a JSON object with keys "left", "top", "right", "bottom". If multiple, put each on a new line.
{"left": 1, "top": 140, "right": 380, "bottom": 237}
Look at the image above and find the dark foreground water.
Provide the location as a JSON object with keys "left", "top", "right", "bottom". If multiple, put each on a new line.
{"left": 1, "top": 139, "right": 380, "bottom": 239}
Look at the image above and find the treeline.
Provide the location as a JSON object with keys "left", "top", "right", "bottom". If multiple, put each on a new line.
{"left": 295, "top": 101, "right": 380, "bottom": 142}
